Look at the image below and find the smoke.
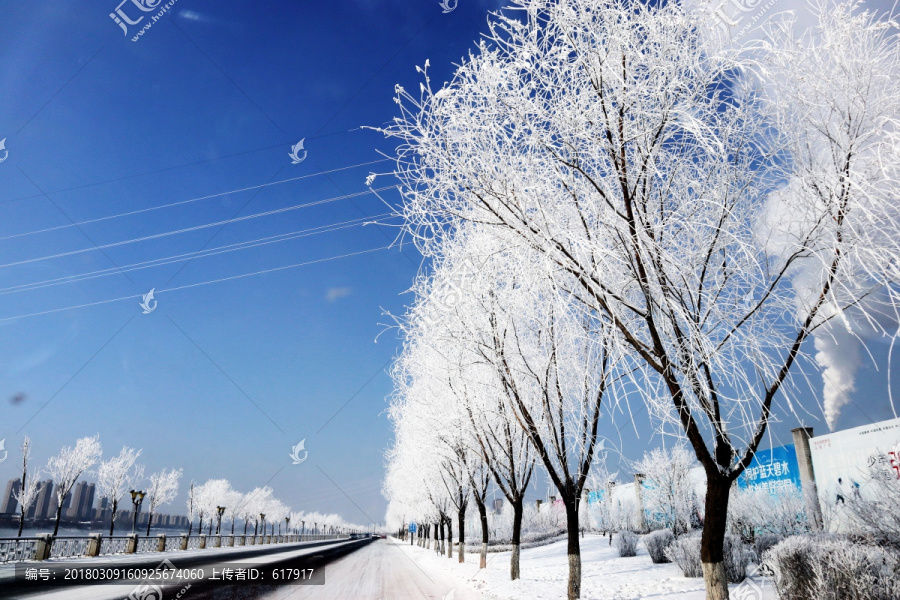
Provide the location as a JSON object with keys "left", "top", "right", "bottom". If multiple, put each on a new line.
{"left": 814, "top": 323, "right": 862, "bottom": 431}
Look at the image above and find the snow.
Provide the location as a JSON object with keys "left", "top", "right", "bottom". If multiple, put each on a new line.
{"left": 387, "top": 534, "right": 779, "bottom": 600}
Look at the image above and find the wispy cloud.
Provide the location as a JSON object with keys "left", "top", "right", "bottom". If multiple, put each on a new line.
{"left": 179, "top": 10, "right": 212, "bottom": 23}
{"left": 326, "top": 287, "right": 353, "bottom": 302}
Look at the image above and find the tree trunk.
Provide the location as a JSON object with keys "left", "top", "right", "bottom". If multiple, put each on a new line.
{"left": 511, "top": 496, "right": 524, "bottom": 580}
{"left": 457, "top": 506, "right": 466, "bottom": 563}
{"left": 17, "top": 509, "right": 25, "bottom": 537}
{"left": 146, "top": 512, "right": 153, "bottom": 536}
{"left": 446, "top": 516, "right": 453, "bottom": 559}
{"left": 199, "top": 516, "right": 204, "bottom": 537}
{"left": 52, "top": 502, "right": 63, "bottom": 537}
{"left": 439, "top": 518, "right": 446, "bottom": 555}
{"left": 701, "top": 474, "right": 731, "bottom": 600}
{"left": 565, "top": 499, "right": 582, "bottom": 600}
{"left": 475, "top": 497, "right": 489, "bottom": 569}
{"left": 188, "top": 520, "right": 193, "bottom": 537}
{"left": 110, "top": 500, "right": 119, "bottom": 537}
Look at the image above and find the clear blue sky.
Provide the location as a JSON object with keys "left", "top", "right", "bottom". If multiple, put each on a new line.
{"left": 0, "top": 0, "right": 897, "bottom": 528}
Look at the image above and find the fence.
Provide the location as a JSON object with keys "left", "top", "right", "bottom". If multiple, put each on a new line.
{"left": 0, "top": 531, "right": 352, "bottom": 563}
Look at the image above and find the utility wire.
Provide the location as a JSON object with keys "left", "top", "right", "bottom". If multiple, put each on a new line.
{"left": 0, "top": 186, "right": 399, "bottom": 270}
{"left": 0, "top": 213, "right": 398, "bottom": 296}
{"left": 0, "top": 159, "right": 391, "bottom": 241}
{"left": 0, "top": 245, "right": 394, "bottom": 323}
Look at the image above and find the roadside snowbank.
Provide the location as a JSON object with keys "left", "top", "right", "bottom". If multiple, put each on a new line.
{"left": 391, "top": 533, "right": 778, "bottom": 599}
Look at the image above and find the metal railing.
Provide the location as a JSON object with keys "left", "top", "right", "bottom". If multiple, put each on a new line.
{"left": 99, "top": 536, "right": 131, "bottom": 555}
{"left": 0, "top": 532, "right": 352, "bottom": 563}
{"left": 0, "top": 538, "right": 38, "bottom": 563}
{"left": 48, "top": 537, "right": 91, "bottom": 559}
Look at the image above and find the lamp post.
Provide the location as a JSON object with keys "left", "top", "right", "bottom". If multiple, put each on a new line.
{"left": 216, "top": 506, "right": 225, "bottom": 535}
{"left": 129, "top": 490, "right": 145, "bottom": 535}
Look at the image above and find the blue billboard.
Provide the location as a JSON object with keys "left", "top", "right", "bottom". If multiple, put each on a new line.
{"left": 736, "top": 443, "right": 802, "bottom": 493}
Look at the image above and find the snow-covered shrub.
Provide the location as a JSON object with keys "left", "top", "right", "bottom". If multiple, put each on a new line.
{"left": 753, "top": 533, "right": 783, "bottom": 563}
{"left": 644, "top": 529, "right": 674, "bottom": 563}
{"left": 765, "top": 535, "right": 900, "bottom": 600}
{"left": 665, "top": 534, "right": 702, "bottom": 577}
{"left": 840, "top": 464, "right": 900, "bottom": 549}
{"left": 728, "top": 485, "right": 808, "bottom": 541}
{"left": 722, "top": 534, "right": 750, "bottom": 583}
{"left": 664, "top": 533, "right": 748, "bottom": 582}
{"left": 615, "top": 530, "right": 638, "bottom": 557}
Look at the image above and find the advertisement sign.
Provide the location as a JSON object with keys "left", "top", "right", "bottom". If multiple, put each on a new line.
{"left": 809, "top": 417, "right": 900, "bottom": 511}
{"left": 736, "top": 443, "right": 802, "bottom": 493}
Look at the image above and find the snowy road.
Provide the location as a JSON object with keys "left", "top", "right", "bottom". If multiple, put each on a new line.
{"left": 1, "top": 538, "right": 372, "bottom": 600}
{"left": 256, "top": 538, "right": 485, "bottom": 600}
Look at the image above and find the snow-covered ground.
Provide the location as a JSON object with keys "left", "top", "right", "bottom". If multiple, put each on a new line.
{"left": 389, "top": 534, "right": 779, "bottom": 600}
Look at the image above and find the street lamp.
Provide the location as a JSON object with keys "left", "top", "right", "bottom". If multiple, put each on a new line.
{"left": 216, "top": 506, "right": 225, "bottom": 535}
{"left": 129, "top": 490, "right": 146, "bottom": 535}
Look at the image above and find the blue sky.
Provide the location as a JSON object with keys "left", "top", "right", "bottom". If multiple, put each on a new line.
{"left": 0, "top": 0, "right": 897, "bottom": 528}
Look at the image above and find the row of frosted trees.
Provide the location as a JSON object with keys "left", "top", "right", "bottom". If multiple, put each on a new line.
{"left": 11, "top": 434, "right": 178, "bottom": 538}
{"left": 379, "top": 1, "right": 900, "bottom": 599}
{"left": 10, "top": 435, "right": 364, "bottom": 541}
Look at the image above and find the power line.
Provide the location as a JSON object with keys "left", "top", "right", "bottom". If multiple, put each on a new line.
{"left": 0, "top": 159, "right": 391, "bottom": 241}
{"left": 0, "top": 245, "right": 394, "bottom": 323}
{"left": 0, "top": 127, "right": 367, "bottom": 206}
{"left": 0, "top": 186, "right": 399, "bottom": 270}
{"left": 0, "top": 213, "right": 398, "bottom": 296}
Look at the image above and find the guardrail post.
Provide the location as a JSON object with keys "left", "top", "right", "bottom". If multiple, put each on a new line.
{"left": 33, "top": 534, "right": 53, "bottom": 561}
{"left": 180, "top": 534, "right": 189, "bottom": 550}
{"left": 215, "top": 535, "right": 221, "bottom": 548}
{"left": 125, "top": 534, "right": 138, "bottom": 554}
{"left": 157, "top": 534, "right": 166, "bottom": 552}
{"left": 227, "top": 535, "right": 234, "bottom": 547}
{"left": 199, "top": 534, "right": 206, "bottom": 549}
{"left": 86, "top": 533, "right": 103, "bottom": 557}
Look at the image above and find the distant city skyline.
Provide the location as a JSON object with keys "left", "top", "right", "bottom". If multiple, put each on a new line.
{"left": 0, "top": 477, "right": 188, "bottom": 531}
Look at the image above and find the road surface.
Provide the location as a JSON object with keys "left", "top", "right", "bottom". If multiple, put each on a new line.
{"left": 2, "top": 538, "right": 485, "bottom": 600}
{"left": 256, "top": 538, "right": 482, "bottom": 600}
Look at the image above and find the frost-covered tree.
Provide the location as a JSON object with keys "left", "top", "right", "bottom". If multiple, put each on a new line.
{"left": 97, "top": 446, "right": 144, "bottom": 536}
{"left": 195, "top": 479, "right": 232, "bottom": 535}
{"left": 185, "top": 481, "right": 196, "bottom": 536}
{"left": 635, "top": 445, "right": 699, "bottom": 536}
{"left": 379, "top": 0, "right": 900, "bottom": 596}
{"left": 222, "top": 487, "right": 244, "bottom": 535}
{"left": 145, "top": 468, "right": 181, "bottom": 536}
{"left": 13, "top": 437, "right": 40, "bottom": 537}
{"left": 45, "top": 435, "right": 102, "bottom": 536}
{"left": 727, "top": 485, "right": 808, "bottom": 540}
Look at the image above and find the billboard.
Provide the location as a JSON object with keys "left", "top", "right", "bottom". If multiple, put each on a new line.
{"left": 808, "top": 417, "right": 900, "bottom": 529}
{"left": 736, "top": 443, "right": 802, "bottom": 493}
